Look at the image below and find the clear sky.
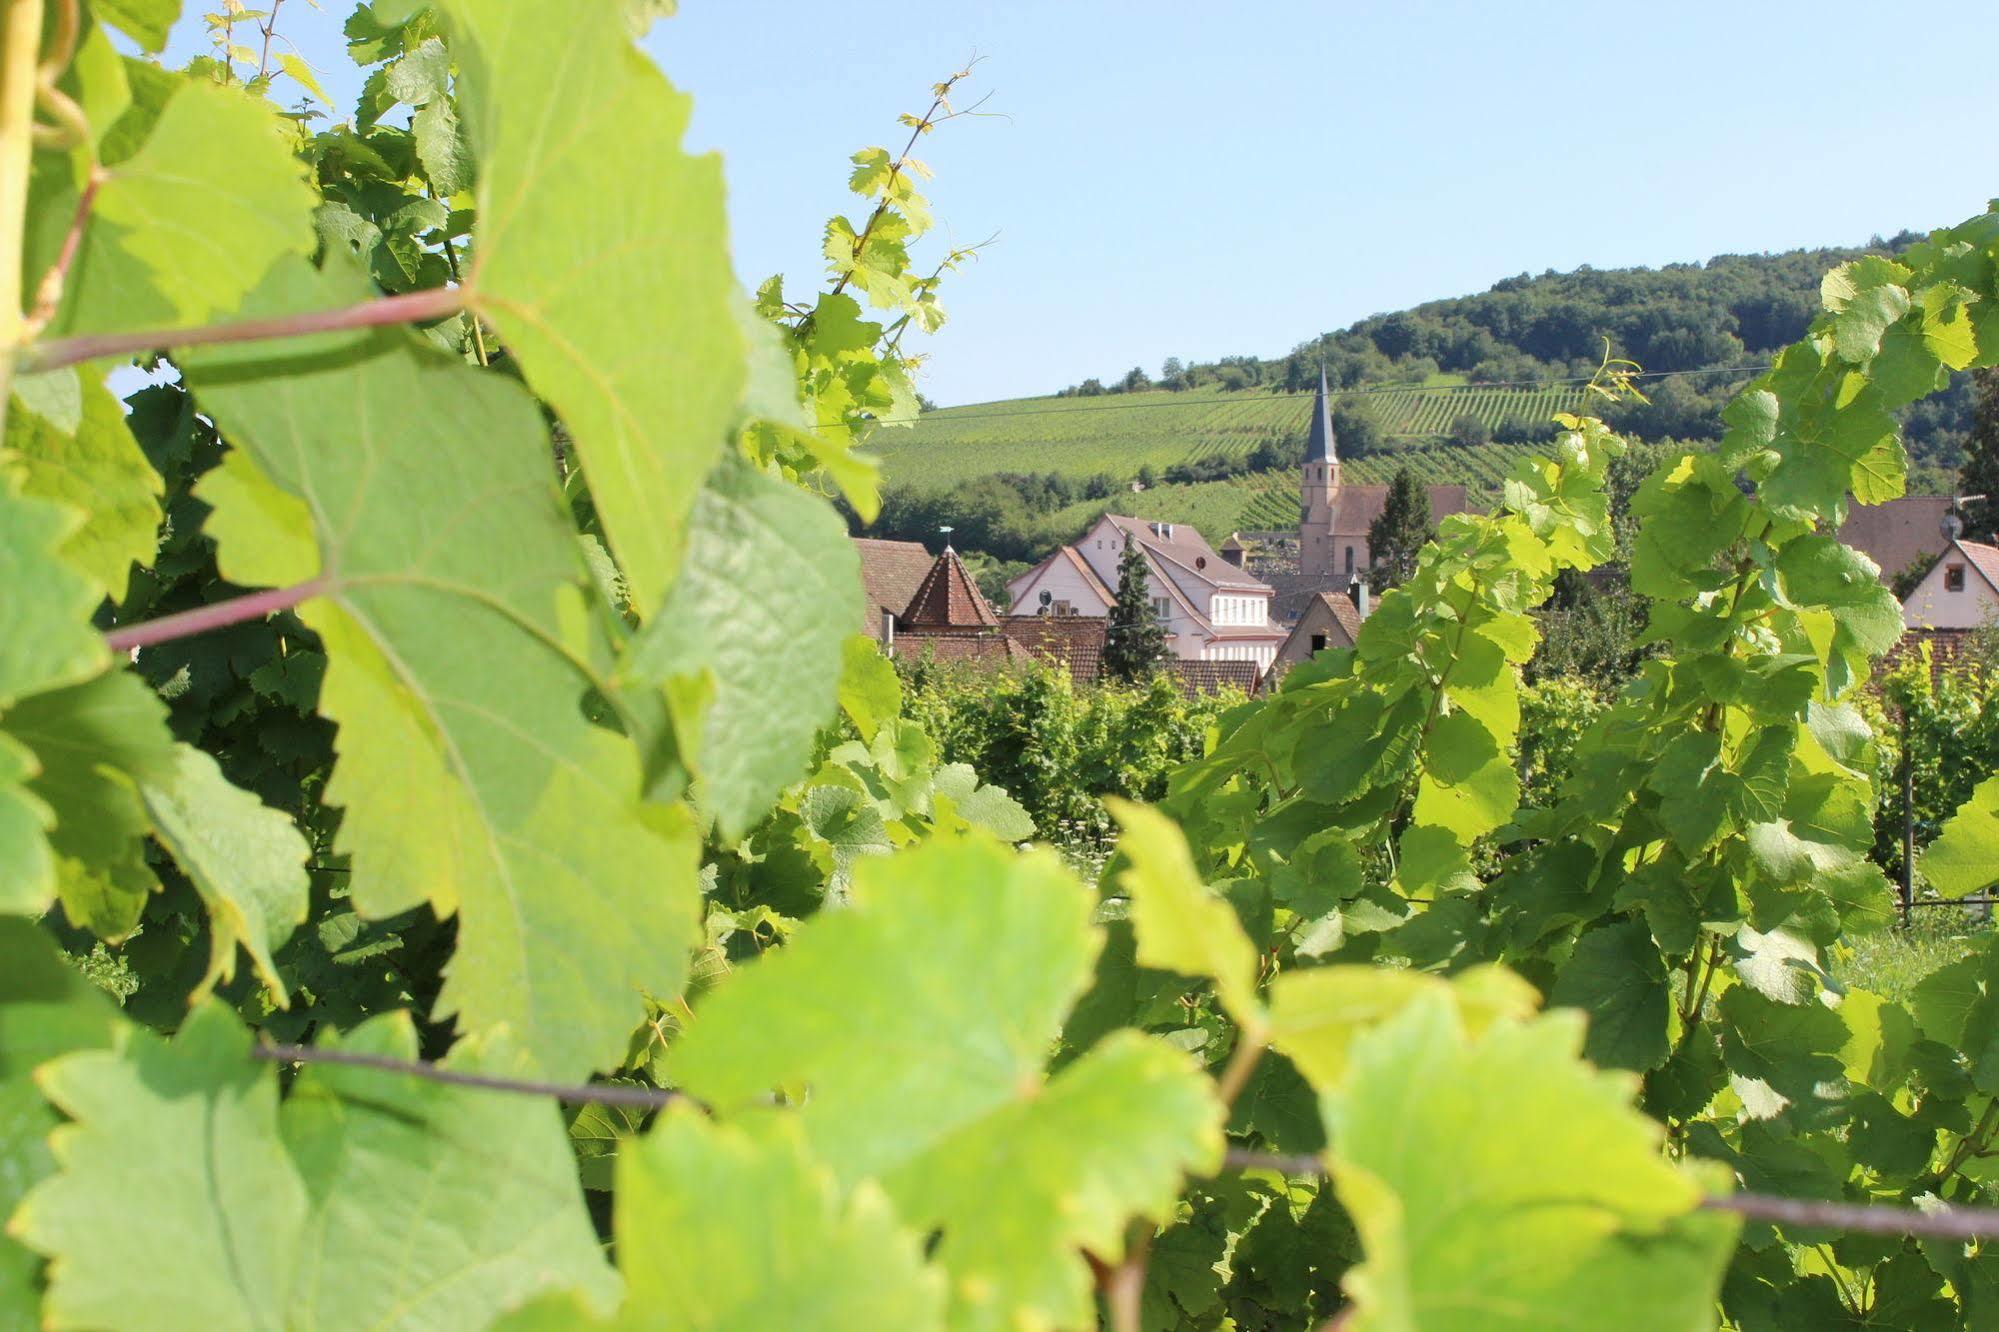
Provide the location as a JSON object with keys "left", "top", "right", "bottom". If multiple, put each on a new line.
{"left": 158, "top": 1, "right": 1999, "bottom": 406}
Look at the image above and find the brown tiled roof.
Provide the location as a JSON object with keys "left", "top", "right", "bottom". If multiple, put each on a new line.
{"left": 1316, "top": 590, "right": 1365, "bottom": 643}
{"left": 1100, "top": 514, "right": 1271, "bottom": 592}
{"left": 893, "top": 630, "right": 1031, "bottom": 666}
{"left": 1166, "top": 659, "right": 1262, "bottom": 697}
{"left": 1325, "top": 485, "right": 1470, "bottom": 537}
{"left": 854, "top": 537, "right": 934, "bottom": 639}
{"left": 1003, "top": 615, "right": 1106, "bottom": 686}
{"left": 1264, "top": 572, "right": 1361, "bottom": 624}
{"left": 901, "top": 546, "right": 999, "bottom": 629}
{"left": 1838, "top": 496, "right": 1951, "bottom": 582}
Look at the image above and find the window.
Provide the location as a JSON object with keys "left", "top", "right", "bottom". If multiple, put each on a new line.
{"left": 1152, "top": 596, "right": 1172, "bottom": 622}
{"left": 1310, "top": 633, "right": 1327, "bottom": 653}
{"left": 1344, "top": 545, "right": 1355, "bottom": 574}
{"left": 1947, "top": 564, "right": 1968, "bottom": 592}
{"left": 1052, "top": 600, "right": 1073, "bottom": 615}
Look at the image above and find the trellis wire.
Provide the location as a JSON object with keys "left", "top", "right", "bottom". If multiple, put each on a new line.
{"left": 252, "top": 1042, "right": 1999, "bottom": 1240}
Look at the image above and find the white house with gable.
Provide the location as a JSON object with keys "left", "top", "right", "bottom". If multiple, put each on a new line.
{"left": 1903, "top": 538, "right": 1999, "bottom": 628}
{"left": 1006, "top": 514, "right": 1284, "bottom": 669}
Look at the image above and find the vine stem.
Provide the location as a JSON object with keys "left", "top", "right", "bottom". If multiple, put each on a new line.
{"left": 24, "top": 162, "right": 100, "bottom": 334}
{"left": 0, "top": 0, "right": 46, "bottom": 419}
{"left": 252, "top": 1040, "right": 685, "bottom": 1109}
{"left": 105, "top": 577, "right": 328, "bottom": 653}
{"left": 20, "top": 283, "right": 467, "bottom": 372}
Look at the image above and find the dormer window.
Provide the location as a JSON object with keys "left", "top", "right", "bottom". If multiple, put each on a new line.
{"left": 1947, "top": 564, "right": 1968, "bottom": 592}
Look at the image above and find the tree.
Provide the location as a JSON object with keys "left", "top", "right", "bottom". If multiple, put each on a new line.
{"left": 1119, "top": 366, "right": 1151, "bottom": 393}
{"left": 1331, "top": 400, "right": 1384, "bottom": 458}
{"left": 1367, "top": 467, "right": 1433, "bottom": 587}
{"left": 1160, "top": 356, "right": 1185, "bottom": 387}
{"left": 1446, "top": 412, "right": 1491, "bottom": 448}
{"left": 1102, "top": 537, "right": 1167, "bottom": 682}
{"left": 1077, "top": 377, "right": 1106, "bottom": 397}
{"left": 1960, "top": 366, "right": 1999, "bottom": 541}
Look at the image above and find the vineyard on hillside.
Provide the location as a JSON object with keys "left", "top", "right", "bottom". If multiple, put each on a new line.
{"left": 873, "top": 381, "right": 1588, "bottom": 492}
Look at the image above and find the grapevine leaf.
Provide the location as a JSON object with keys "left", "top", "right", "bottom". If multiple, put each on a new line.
{"left": 279, "top": 1012, "right": 619, "bottom": 1327}
{"left": 1548, "top": 919, "right": 1670, "bottom": 1073}
{"left": 1107, "top": 796, "right": 1262, "bottom": 1026}
{"left": 137, "top": 743, "right": 309, "bottom": 1003}
{"left": 1411, "top": 709, "right": 1516, "bottom": 844}
{"left": 14, "top": 1001, "right": 307, "bottom": 1332}
{"left": 0, "top": 734, "right": 54, "bottom": 914}
{"left": 1268, "top": 964, "right": 1538, "bottom": 1092}
{"left": 1774, "top": 535, "right": 1902, "bottom": 659}
{"left": 5, "top": 377, "right": 161, "bottom": 600}
{"left": 499, "top": 1106, "right": 945, "bottom": 1331}
{"left": 1323, "top": 993, "right": 1738, "bottom": 1332}
{"left": 59, "top": 79, "right": 314, "bottom": 337}
{"left": 439, "top": 0, "right": 745, "bottom": 610}
{"left": 621, "top": 459, "right": 858, "bottom": 838}
{"left": 0, "top": 480, "right": 106, "bottom": 712}
{"left": 1924, "top": 774, "right": 1999, "bottom": 899}
{"left": 185, "top": 256, "right": 701, "bottom": 1080}
{"left": 669, "top": 835, "right": 1223, "bottom": 1331}
{"left": 0, "top": 919, "right": 122, "bottom": 1325}
{"left": 1, "top": 670, "right": 176, "bottom": 937}
{"left": 837, "top": 635, "right": 901, "bottom": 744}
{"left": 85, "top": 0, "right": 179, "bottom": 53}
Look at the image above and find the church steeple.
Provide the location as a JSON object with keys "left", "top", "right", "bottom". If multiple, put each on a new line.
{"left": 1300, "top": 364, "right": 1340, "bottom": 528}
{"left": 1304, "top": 364, "right": 1337, "bottom": 464}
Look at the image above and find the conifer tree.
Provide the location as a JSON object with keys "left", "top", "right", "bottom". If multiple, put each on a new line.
{"left": 1103, "top": 536, "right": 1167, "bottom": 682}
{"left": 1960, "top": 366, "right": 1999, "bottom": 541}
{"left": 1367, "top": 467, "right": 1434, "bottom": 588}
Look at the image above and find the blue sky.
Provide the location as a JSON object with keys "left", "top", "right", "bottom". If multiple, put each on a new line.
{"left": 162, "top": 2, "right": 1999, "bottom": 406}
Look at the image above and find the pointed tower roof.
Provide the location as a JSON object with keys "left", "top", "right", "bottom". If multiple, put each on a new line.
{"left": 1304, "top": 364, "right": 1337, "bottom": 464}
{"left": 900, "top": 545, "right": 999, "bottom": 629}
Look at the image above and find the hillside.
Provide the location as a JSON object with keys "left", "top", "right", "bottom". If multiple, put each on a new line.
{"left": 864, "top": 235, "right": 1973, "bottom": 559}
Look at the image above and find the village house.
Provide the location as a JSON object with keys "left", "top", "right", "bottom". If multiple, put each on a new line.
{"left": 1270, "top": 589, "right": 1366, "bottom": 677}
{"left": 1006, "top": 514, "right": 1285, "bottom": 671}
{"left": 1903, "top": 538, "right": 1999, "bottom": 630}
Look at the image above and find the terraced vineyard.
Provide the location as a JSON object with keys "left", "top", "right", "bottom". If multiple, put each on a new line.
{"left": 873, "top": 381, "right": 1587, "bottom": 492}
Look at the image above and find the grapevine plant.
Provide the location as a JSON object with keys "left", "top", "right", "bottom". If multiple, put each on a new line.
{"left": 4, "top": 3, "right": 1999, "bottom": 1330}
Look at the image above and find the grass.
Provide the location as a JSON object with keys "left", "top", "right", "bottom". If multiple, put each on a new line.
{"left": 874, "top": 382, "right": 1587, "bottom": 496}
{"left": 1834, "top": 911, "right": 1986, "bottom": 1001}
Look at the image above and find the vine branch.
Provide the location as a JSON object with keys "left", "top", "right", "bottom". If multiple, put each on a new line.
{"left": 20, "top": 283, "right": 467, "bottom": 372}
{"left": 253, "top": 1040, "right": 686, "bottom": 1109}
{"left": 106, "top": 577, "right": 329, "bottom": 653}
{"left": 0, "top": 0, "right": 46, "bottom": 417}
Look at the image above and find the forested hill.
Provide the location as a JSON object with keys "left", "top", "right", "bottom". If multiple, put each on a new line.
{"left": 1051, "top": 232, "right": 1970, "bottom": 472}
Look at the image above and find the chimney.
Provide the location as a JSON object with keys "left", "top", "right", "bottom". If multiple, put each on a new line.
{"left": 1347, "top": 577, "right": 1369, "bottom": 619}
{"left": 881, "top": 608, "right": 896, "bottom": 652}
{"left": 1220, "top": 532, "right": 1245, "bottom": 567}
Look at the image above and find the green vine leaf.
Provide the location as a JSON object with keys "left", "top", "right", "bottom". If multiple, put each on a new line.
{"left": 500, "top": 1106, "right": 946, "bottom": 1332}
{"left": 86, "top": 0, "right": 180, "bottom": 53}
{"left": 437, "top": 0, "right": 746, "bottom": 612}
{"left": 1923, "top": 773, "right": 1999, "bottom": 900}
{"left": 621, "top": 458, "right": 859, "bottom": 839}
{"left": 670, "top": 834, "right": 1224, "bottom": 1329}
{"left": 5, "top": 375, "right": 161, "bottom": 600}
{"left": 54, "top": 78, "right": 315, "bottom": 337}
{"left": 1323, "top": 992, "right": 1738, "bottom": 1332}
{"left": 1547, "top": 919, "right": 1671, "bottom": 1073}
{"left": 186, "top": 256, "right": 701, "bottom": 1080}
{"left": 0, "top": 479, "right": 106, "bottom": 713}
{"left": 14, "top": 1001, "right": 307, "bottom": 1332}
{"left": 0, "top": 919, "right": 123, "bottom": 1327}
{"left": 279, "top": 1013, "right": 619, "bottom": 1327}
{"left": 137, "top": 744, "right": 309, "bottom": 1004}
{"left": 1107, "top": 796, "right": 1263, "bottom": 1027}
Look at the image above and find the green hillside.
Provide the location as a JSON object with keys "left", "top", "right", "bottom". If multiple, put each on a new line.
{"left": 874, "top": 382, "right": 1583, "bottom": 493}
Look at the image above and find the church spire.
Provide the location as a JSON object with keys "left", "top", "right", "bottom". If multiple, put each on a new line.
{"left": 1304, "top": 363, "right": 1337, "bottom": 463}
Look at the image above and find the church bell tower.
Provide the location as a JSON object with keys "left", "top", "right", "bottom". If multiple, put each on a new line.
{"left": 1300, "top": 365, "right": 1340, "bottom": 529}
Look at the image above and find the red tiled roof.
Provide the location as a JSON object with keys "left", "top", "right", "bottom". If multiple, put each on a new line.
{"left": 1100, "top": 514, "right": 1271, "bottom": 592}
{"left": 1316, "top": 590, "right": 1364, "bottom": 642}
{"left": 1165, "top": 659, "right": 1262, "bottom": 697}
{"left": 1003, "top": 615, "right": 1106, "bottom": 686}
{"left": 1961, "top": 540, "right": 1999, "bottom": 594}
{"left": 1325, "top": 485, "right": 1470, "bottom": 537}
{"left": 1879, "top": 627, "right": 1983, "bottom": 681}
{"left": 1838, "top": 496, "right": 1952, "bottom": 583}
{"left": 892, "top": 630, "right": 1031, "bottom": 666}
{"left": 1263, "top": 572, "right": 1363, "bottom": 624}
{"left": 901, "top": 546, "right": 998, "bottom": 629}
{"left": 854, "top": 537, "right": 934, "bottom": 639}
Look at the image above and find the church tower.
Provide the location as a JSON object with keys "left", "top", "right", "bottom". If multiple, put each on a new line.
{"left": 1300, "top": 365, "right": 1340, "bottom": 530}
